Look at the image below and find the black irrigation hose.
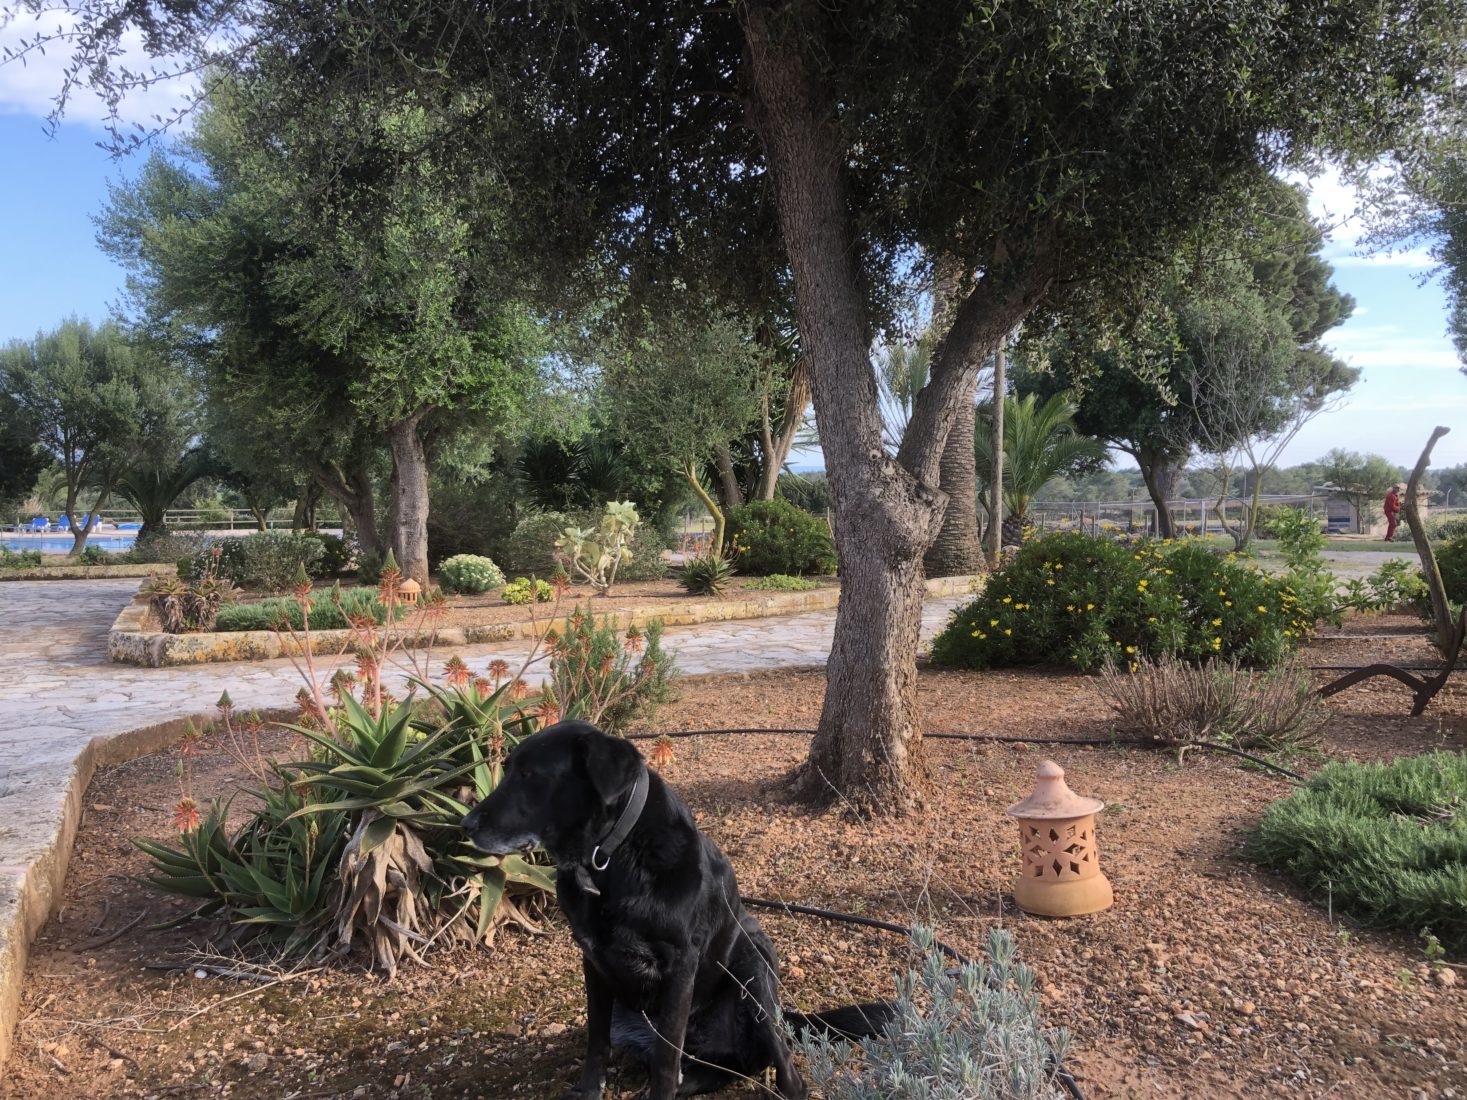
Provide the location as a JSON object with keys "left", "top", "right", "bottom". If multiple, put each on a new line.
{"left": 625, "top": 727, "right": 1306, "bottom": 782}
{"left": 741, "top": 896, "right": 1087, "bottom": 1100}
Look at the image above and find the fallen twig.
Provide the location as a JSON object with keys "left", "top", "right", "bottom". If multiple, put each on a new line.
{"left": 76, "top": 910, "right": 143, "bottom": 951}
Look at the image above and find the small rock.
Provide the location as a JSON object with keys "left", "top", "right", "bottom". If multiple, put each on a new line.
{"left": 193, "top": 969, "right": 207, "bottom": 980}
{"left": 1433, "top": 967, "right": 1458, "bottom": 988}
{"left": 541, "top": 1023, "right": 568, "bottom": 1038}
{"left": 243, "top": 1052, "right": 269, "bottom": 1073}
{"left": 1175, "top": 1012, "right": 1206, "bottom": 1031}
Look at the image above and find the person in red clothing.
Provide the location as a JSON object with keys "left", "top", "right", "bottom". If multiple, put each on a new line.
{"left": 1383, "top": 483, "right": 1404, "bottom": 541}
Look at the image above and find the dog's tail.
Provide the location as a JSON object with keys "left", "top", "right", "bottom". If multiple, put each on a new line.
{"left": 783, "top": 1001, "right": 895, "bottom": 1042}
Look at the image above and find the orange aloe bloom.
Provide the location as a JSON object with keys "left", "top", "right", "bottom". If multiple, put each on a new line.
{"left": 508, "top": 678, "right": 530, "bottom": 702}
{"left": 649, "top": 735, "right": 675, "bottom": 769}
{"left": 444, "top": 656, "right": 472, "bottom": 689}
{"left": 174, "top": 797, "right": 202, "bottom": 833}
{"left": 624, "top": 624, "right": 644, "bottom": 653}
{"left": 472, "top": 677, "right": 494, "bottom": 696}
{"left": 487, "top": 658, "right": 511, "bottom": 683}
{"left": 535, "top": 698, "right": 562, "bottom": 727}
{"left": 178, "top": 722, "right": 203, "bottom": 758}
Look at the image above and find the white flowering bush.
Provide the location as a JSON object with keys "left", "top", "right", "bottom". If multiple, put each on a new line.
{"left": 439, "top": 554, "right": 507, "bottom": 594}
{"left": 794, "top": 926, "right": 1069, "bottom": 1100}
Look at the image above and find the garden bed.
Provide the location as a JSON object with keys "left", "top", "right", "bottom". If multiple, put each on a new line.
{"left": 8, "top": 613, "right": 1467, "bottom": 1099}
{"left": 108, "top": 575, "right": 976, "bottom": 667}
{"left": 0, "top": 563, "right": 172, "bottom": 581}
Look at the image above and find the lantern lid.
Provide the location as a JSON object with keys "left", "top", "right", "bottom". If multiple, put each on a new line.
{"left": 398, "top": 578, "right": 422, "bottom": 593}
{"left": 1006, "top": 760, "right": 1104, "bottom": 819}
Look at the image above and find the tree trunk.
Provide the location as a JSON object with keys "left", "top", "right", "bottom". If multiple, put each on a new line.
{"left": 387, "top": 417, "right": 430, "bottom": 585}
{"left": 1137, "top": 449, "right": 1183, "bottom": 538}
{"left": 924, "top": 376, "right": 984, "bottom": 576}
{"left": 685, "top": 461, "right": 726, "bottom": 558}
{"left": 741, "top": 4, "right": 1049, "bottom": 813}
{"left": 712, "top": 444, "right": 745, "bottom": 513}
{"left": 66, "top": 484, "right": 109, "bottom": 556}
{"left": 987, "top": 344, "right": 1007, "bottom": 568}
{"left": 756, "top": 357, "right": 812, "bottom": 500}
{"left": 312, "top": 457, "right": 380, "bottom": 557}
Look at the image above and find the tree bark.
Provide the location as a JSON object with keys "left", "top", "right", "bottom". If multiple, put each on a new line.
{"left": 685, "top": 461, "right": 726, "bottom": 558}
{"left": 987, "top": 344, "right": 1007, "bottom": 568}
{"left": 925, "top": 258, "right": 985, "bottom": 577}
{"left": 1137, "top": 448, "right": 1183, "bottom": 538}
{"left": 741, "top": 3, "right": 1049, "bottom": 813}
{"left": 924, "top": 376, "right": 984, "bottom": 576}
{"left": 756, "top": 356, "right": 812, "bottom": 500}
{"left": 387, "top": 417, "right": 430, "bottom": 585}
{"left": 712, "top": 444, "right": 745, "bottom": 513}
{"left": 312, "top": 457, "right": 380, "bottom": 557}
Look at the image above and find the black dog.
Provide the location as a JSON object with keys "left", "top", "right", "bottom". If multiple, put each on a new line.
{"left": 461, "top": 720, "right": 880, "bottom": 1099}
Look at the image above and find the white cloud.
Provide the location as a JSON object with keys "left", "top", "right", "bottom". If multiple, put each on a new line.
{"left": 0, "top": 10, "right": 198, "bottom": 128}
{"left": 1330, "top": 248, "right": 1436, "bottom": 269}
{"left": 1325, "top": 323, "right": 1461, "bottom": 371}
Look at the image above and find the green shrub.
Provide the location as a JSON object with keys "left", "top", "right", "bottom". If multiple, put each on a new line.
{"left": 503, "top": 511, "right": 572, "bottom": 577}
{"left": 1429, "top": 515, "right": 1467, "bottom": 542}
{"left": 742, "top": 573, "right": 818, "bottom": 592}
{"left": 1270, "top": 507, "right": 1326, "bottom": 570}
{"left": 1339, "top": 558, "right": 1430, "bottom": 616}
{"left": 78, "top": 545, "right": 111, "bottom": 565}
{"left": 440, "top": 554, "right": 507, "bottom": 594}
{"left": 144, "top": 571, "right": 235, "bottom": 633}
{"left": 213, "top": 586, "right": 399, "bottom": 632}
{"left": 1437, "top": 535, "right": 1467, "bottom": 605}
{"left": 1248, "top": 752, "right": 1467, "bottom": 949}
{"left": 302, "top": 531, "right": 352, "bottom": 575}
{"left": 727, "top": 498, "right": 836, "bottom": 576}
{"left": 795, "top": 926, "right": 1070, "bottom": 1100}
{"left": 679, "top": 554, "right": 735, "bottom": 596}
{"left": 547, "top": 606, "right": 678, "bottom": 733}
{"left": 557, "top": 500, "right": 641, "bottom": 593}
{"left": 179, "top": 537, "right": 249, "bottom": 581}
{"left": 0, "top": 547, "right": 43, "bottom": 569}
{"left": 503, "top": 576, "right": 554, "bottom": 605}
{"left": 127, "top": 530, "right": 208, "bottom": 566}
{"left": 241, "top": 531, "right": 327, "bottom": 590}
{"left": 931, "top": 532, "right": 1315, "bottom": 671}
{"left": 618, "top": 525, "right": 669, "bottom": 582}
{"left": 138, "top": 681, "right": 555, "bottom": 971}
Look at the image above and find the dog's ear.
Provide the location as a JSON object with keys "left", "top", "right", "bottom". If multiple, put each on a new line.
{"left": 578, "top": 726, "right": 643, "bottom": 805}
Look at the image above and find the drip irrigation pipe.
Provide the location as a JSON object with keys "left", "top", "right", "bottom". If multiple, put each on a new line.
{"left": 740, "top": 896, "right": 1086, "bottom": 1100}
{"left": 625, "top": 728, "right": 1306, "bottom": 782}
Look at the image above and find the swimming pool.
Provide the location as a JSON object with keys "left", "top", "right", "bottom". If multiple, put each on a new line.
{"left": 2, "top": 533, "right": 138, "bottom": 553}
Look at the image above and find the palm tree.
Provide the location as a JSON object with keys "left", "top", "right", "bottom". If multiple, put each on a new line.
{"left": 875, "top": 337, "right": 932, "bottom": 452}
{"left": 975, "top": 392, "right": 1107, "bottom": 543}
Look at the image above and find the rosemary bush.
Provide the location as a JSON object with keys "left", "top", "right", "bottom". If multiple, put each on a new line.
{"left": 1096, "top": 656, "right": 1325, "bottom": 752}
{"left": 795, "top": 926, "right": 1069, "bottom": 1100}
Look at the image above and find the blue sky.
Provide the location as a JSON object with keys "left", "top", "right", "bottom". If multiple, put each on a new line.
{"left": 1, "top": 16, "right": 1464, "bottom": 472}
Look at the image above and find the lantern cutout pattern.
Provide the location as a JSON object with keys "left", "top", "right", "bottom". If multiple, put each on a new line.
{"left": 397, "top": 578, "right": 422, "bottom": 606}
{"left": 1006, "top": 760, "right": 1113, "bottom": 917}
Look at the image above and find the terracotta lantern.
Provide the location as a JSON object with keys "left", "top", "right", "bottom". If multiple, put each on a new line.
{"left": 397, "top": 578, "right": 422, "bottom": 606}
{"left": 1006, "top": 760, "right": 1113, "bottom": 917}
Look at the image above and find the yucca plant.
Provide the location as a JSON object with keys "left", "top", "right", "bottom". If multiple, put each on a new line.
{"left": 679, "top": 553, "right": 735, "bottom": 597}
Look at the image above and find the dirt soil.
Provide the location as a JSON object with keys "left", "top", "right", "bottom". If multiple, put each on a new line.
{"left": 6, "top": 613, "right": 1466, "bottom": 1100}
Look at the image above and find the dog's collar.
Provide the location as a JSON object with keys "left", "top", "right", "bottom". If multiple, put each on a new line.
{"left": 589, "top": 766, "right": 649, "bottom": 873}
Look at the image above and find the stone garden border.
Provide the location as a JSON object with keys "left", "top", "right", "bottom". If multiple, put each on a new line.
{"left": 108, "top": 574, "right": 982, "bottom": 667}
{"left": 0, "top": 563, "right": 173, "bottom": 582}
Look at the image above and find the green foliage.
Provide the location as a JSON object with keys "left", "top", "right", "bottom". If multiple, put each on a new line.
{"left": 679, "top": 554, "right": 735, "bottom": 597}
{"left": 503, "top": 511, "right": 571, "bottom": 577}
{"left": 726, "top": 498, "right": 837, "bottom": 576}
{"left": 1429, "top": 515, "right": 1467, "bottom": 542}
{"left": 0, "top": 547, "right": 43, "bottom": 569}
{"left": 124, "top": 530, "right": 207, "bottom": 567}
{"left": 144, "top": 571, "right": 235, "bottom": 633}
{"left": 556, "top": 500, "right": 641, "bottom": 594}
{"left": 77, "top": 545, "right": 111, "bottom": 566}
{"left": 974, "top": 392, "right": 1107, "bottom": 522}
{"left": 778, "top": 472, "right": 833, "bottom": 515}
{"left": 546, "top": 607, "right": 678, "bottom": 734}
{"left": 1437, "top": 535, "right": 1467, "bottom": 605}
{"left": 302, "top": 532, "right": 352, "bottom": 575}
{"left": 439, "top": 554, "right": 507, "bottom": 595}
{"left": 139, "top": 680, "right": 556, "bottom": 971}
{"left": 743, "top": 573, "right": 818, "bottom": 592}
{"left": 213, "top": 586, "right": 398, "bottom": 633}
{"left": 1097, "top": 656, "right": 1325, "bottom": 752}
{"left": 1249, "top": 753, "right": 1467, "bottom": 950}
{"left": 618, "top": 525, "right": 668, "bottom": 582}
{"left": 930, "top": 533, "right": 1315, "bottom": 671}
{"left": 1271, "top": 508, "right": 1327, "bottom": 570}
{"left": 241, "top": 531, "right": 327, "bottom": 591}
{"left": 795, "top": 926, "right": 1069, "bottom": 1100}
{"left": 502, "top": 577, "right": 553, "bottom": 605}
{"left": 1339, "top": 559, "right": 1431, "bottom": 617}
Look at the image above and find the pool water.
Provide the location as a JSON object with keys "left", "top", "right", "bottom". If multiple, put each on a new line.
{"left": 2, "top": 533, "right": 138, "bottom": 553}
